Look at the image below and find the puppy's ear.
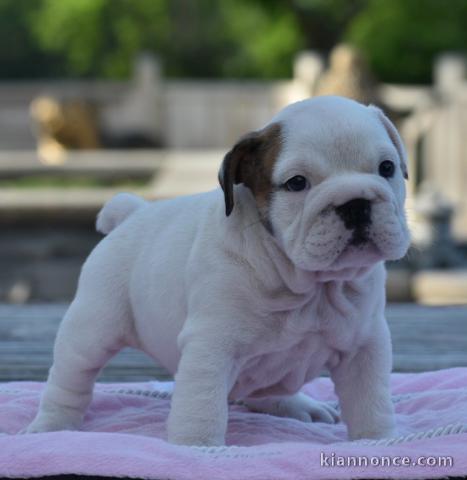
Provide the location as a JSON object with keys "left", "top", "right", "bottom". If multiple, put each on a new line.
{"left": 218, "top": 123, "right": 282, "bottom": 216}
{"left": 369, "top": 105, "right": 408, "bottom": 180}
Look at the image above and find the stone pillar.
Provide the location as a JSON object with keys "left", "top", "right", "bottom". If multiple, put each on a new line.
{"left": 129, "top": 52, "right": 164, "bottom": 141}
{"left": 314, "top": 44, "right": 378, "bottom": 104}
{"left": 293, "top": 51, "right": 324, "bottom": 96}
{"left": 428, "top": 53, "right": 467, "bottom": 240}
{"left": 101, "top": 52, "right": 164, "bottom": 146}
{"left": 434, "top": 53, "right": 466, "bottom": 100}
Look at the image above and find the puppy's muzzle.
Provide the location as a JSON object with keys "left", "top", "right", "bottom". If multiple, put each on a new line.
{"left": 336, "top": 198, "right": 372, "bottom": 246}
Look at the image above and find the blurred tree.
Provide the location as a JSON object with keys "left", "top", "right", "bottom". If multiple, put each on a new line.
{"left": 0, "top": 0, "right": 466, "bottom": 83}
{"left": 290, "top": 0, "right": 366, "bottom": 52}
{"left": 30, "top": 0, "right": 303, "bottom": 79}
{"left": 219, "top": 0, "right": 304, "bottom": 78}
{"left": 346, "top": 0, "right": 467, "bottom": 84}
{"left": 290, "top": 0, "right": 467, "bottom": 84}
{"left": 31, "top": 0, "right": 171, "bottom": 78}
{"left": 0, "top": 0, "right": 60, "bottom": 78}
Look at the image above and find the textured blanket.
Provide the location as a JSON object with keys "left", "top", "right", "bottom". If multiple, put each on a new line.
{"left": 1, "top": 368, "right": 466, "bottom": 479}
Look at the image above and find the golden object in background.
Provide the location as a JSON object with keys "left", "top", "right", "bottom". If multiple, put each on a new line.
{"left": 30, "top": 96, "right": 101, "bottom": 164}
{"left": 316, "top": 43, "right": 377, "bottom": 104}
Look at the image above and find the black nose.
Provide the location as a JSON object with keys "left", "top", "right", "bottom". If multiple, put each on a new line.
{"left": 336, "top": 198, "right": 372, "bottom": 229}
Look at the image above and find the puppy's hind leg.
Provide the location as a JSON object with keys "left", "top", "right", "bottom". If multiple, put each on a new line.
{"left": 26, "top": 297, "right": 127, "bottom": 433}
{"left": 245, "top": 392, "right": 339, "bottom": 424}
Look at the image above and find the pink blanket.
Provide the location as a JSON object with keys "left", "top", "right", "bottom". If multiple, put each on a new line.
{"left": 1, "top": 368, "right": 466, "bottom": 479}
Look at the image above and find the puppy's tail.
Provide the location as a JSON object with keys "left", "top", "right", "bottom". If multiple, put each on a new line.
{"left": 96, "top": 192, "right": 146, "bottom": 235}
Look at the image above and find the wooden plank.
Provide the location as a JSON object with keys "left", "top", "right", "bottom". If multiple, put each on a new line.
{"left": 1, "top": 303, "right": 467, "bottom": 382}
{"left": 386, "top": 304, "right": 467, "bottom": 371}
{"left": 0, "top": 343, "right": 170, "bottom": 382}
{"left": 0, "top": 304, "right": 171, "bottom": 382}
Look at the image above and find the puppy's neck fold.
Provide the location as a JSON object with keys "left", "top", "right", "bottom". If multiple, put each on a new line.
{"left": 228, "top": 185, "right": 381, "bottom": 312}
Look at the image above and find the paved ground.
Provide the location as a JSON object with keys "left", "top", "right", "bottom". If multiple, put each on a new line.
{"left": 0, "top": 303, "right": 466, "bottom": 382}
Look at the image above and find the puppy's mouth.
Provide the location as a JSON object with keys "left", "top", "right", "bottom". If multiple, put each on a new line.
{"left": 332, "top": 237, "right": 383, "bottom": 270}
{"left": 310, "top": 239, "right": 383, "bottom": 282}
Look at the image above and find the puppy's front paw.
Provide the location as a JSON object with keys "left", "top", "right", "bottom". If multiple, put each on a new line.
{"left": 167, "top": 414, "right": 226, "bottom": 446}
{"left": 24, "top": 408, "right": 82, "bottom": 434}
{"left": 346, "top": 410, "right": 397, "bottom": 441}
{"left": 167, "top": 419, "right": 225, "bottom": 446}
{"left": 168, "top": 431, "right": 225, "bottom": 447}
{"left": 349, "top": 424, "right": 396, "bottom": 441}
{"left": 246, "top": 392, "right": 339, "bottom": 424}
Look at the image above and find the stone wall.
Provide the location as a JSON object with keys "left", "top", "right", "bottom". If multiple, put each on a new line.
{"left": 2, "top": 52, "right": 466, "bottom": 240}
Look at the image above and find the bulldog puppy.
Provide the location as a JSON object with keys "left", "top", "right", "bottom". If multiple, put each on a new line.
{"left": 26, "top": 96, "right": 410, "bottom": 446}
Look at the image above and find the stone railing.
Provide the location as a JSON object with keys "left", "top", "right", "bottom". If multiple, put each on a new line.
{"left": 2, "top": 52, "right": 467, "bottom": 242}
{"left": 1, "top": 51, "right": 467, "bottom": 303}
{"left": 0, "top": 149, "right": 222, "bottom": 303}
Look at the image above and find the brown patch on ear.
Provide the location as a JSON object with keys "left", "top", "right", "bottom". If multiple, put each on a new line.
{"left": 219, "top": 123, "right": 282, "bottom": 220}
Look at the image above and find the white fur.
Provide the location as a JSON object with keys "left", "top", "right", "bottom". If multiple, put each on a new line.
{"left": 26, "top": 96, "right": 410, "bottom": 446}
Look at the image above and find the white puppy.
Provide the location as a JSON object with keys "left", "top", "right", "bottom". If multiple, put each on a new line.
{"left": 27, "top": 96, "right": 410, "bottom": 446}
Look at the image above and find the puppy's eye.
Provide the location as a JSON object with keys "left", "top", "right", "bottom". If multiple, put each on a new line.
{"left": 378, "top": 160, "right": 395, "bottom": 178}
{"left": 284, "top": 175, "right": 308, "bottom": 192}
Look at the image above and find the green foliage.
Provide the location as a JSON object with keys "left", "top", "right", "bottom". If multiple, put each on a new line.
{"left": 0, "top": 0, "right": 466, "bottom": 83}
{"left": 27, "top": 0, "right": 303, "bottom": 79}
{"left": 0, "top": 0, "right": 59, "bottom": 78}
{"left": 290, "top": 0, "right": 367, "bottom": 51}
{"left": 346, "top": 0, "right": 467, "bottom": 84}
{"left": 32, "top": 0, "right": 171, "bottom": 78}
{"left": 219, "top": 1, "right": 304, "bottom": 78}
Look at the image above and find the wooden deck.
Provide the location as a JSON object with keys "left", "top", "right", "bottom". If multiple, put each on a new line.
{"left": 1, "top": 303, "right": 467, "bottom": 382}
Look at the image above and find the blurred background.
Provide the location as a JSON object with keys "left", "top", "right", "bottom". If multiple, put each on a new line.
{"left": 1, "top": 0, "right": 467, "bottom": 304}
{"left": 1, "top": 0, "right": 467, "bottom": 380}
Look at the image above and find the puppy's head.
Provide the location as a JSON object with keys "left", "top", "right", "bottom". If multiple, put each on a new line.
{"left": 219, "top": 96, "right": 410, "bottom": 273}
